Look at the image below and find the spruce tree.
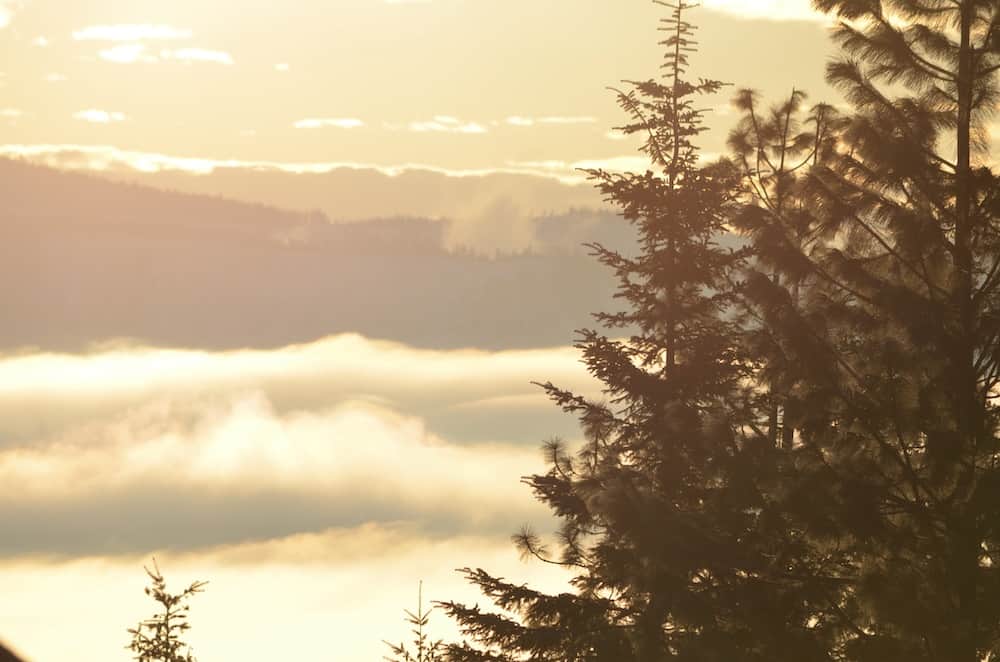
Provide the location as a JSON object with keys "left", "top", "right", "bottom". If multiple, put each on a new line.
{"left": 734, "top": 0, "right": 1000, "bottom": 659}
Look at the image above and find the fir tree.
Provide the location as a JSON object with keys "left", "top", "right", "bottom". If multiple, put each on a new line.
{"left": 438, "top": 3, "right": 817, "bottom": 659}
{"left": 127, "top": 561, "right": 207, "bottom": 662}
{"left": 385, "top": 582, "right": 446, "bottom": 662}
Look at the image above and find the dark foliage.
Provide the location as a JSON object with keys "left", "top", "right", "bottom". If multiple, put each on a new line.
{"left": 127, "top": 560, "right": 207, "bottom": 662}
{"left": 732, "top": 0, "right": 1000, "bottom": 660}
{"left": 438, "top": 2, "right": 801, "bottom": 659}
{"left": 438, "top": 0, "right": 1000, "bottom": 661}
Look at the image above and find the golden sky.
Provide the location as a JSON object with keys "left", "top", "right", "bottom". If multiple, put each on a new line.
{"left": 0, "top": 2, "right": 854, "bottom": 661}
{"left": 0, "top": 0, "right": 836, "bottom": 176}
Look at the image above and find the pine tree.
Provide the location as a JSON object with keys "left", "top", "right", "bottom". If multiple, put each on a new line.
{"left": 127, "top": 561, "right": 207, "bottom": 662}
{"left": 727, "top": 88, "right": 846, "bottom": 449}
{"left": 733, "top": 0, "right": 1000, "bottom": 659}
{"left": 438, "top": 3, "right": 827, "bottom": 659}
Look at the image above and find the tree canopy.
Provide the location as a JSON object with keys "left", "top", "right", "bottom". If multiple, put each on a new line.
{"left": 438, "top": 1, "right": 1000, "bottom": 660}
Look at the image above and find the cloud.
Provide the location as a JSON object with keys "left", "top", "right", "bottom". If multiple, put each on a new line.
{"left": 0, "top": 143, "right": 607, "bottom": 184}
{"left": 0, "top": 395, "right": 547, "bottom": 556}
{"left": 505, "top": 116, "right": 598, "bottom": 127}
{"left": 506, "top": 115, "right": 535, "bottom": 127}
{"left": 0, "top": 0, "right": 20, "bottom": 30}
{"left": 409, "top": 116, "right": 488, "bottom": 134}
{"left": 509, "top": 156, "right": 653, "bottom": 177}
{"left": 293, "top": 117, "right": 364, "bottom": 129}
{"left": 537, "top": 116, "right": 598, "bottom": 125}
{"left": 443, "top": 195, "right": 535, "bottom": 253}
{"left": 73, "top": 109, "right": 127, "bottom": 124}
{"left": 160, "top": 48, "right": 234, "bottom": 65}
{"left": 0, "top": 334, "right": 599, "bottom": 558}
{"left": 98, "top": 44, "right": 233, "bottom": 65}
{"left": 0, "top": 331, "right": 591, "bottom": 660}
{"left": 0, "top": 331, "right": 596, "bottom": 660}
{"left": 99, "top": 43, "right": 156, "bottom": 63}
{"left": 0, "top": 334, "right": 595, "bottom": 439}
{"left": 73, "top": 24, "right": 193, "bottom": 41}
{"left": 702, "top": 0, "right": 827, "bottom": 22}
{"left": 0, "top": 108, "right": 21, "bottom": 118}
{"left": 509, "top": 153, "right": 723, "bottom": 179}
{"left": 43, "top": 72, "right": 67, "bottom": 82}
{"left": 274, "top": 63, "right": 289, "bottom": 72}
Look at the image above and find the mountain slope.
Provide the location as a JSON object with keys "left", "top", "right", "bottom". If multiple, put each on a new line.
{"left": 1, "top": 159, "right": 622, "bottom": 351}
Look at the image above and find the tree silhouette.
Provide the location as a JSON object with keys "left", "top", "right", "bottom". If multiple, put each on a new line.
{"left": 727, "top": 87, "right": 846, "bottom": 449}
{"left": 0, "top": 642, "right": 24, "bottom": 662}
{"left": 385, "top": 582, "right": 446, "bottom": 662}
{"left": 732, "top": 0, "right": 1000, "bottom": 659}
{"left": 437, "top": 3, "right": 817, "bottom": 659}
{"left": 127, "top": 560, "right": 207, "bottom": 662}
{"left": 439, "top": 0, "right": 1000, "bottom": 659}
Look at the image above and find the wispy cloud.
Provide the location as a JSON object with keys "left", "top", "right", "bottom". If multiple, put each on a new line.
{"left": 0, "top": 143, "right": 609, "bottom": 184}
{"left": 510, "top": 156, "right": 653, "bottom": 177}
{"left": 0, "top": 108, "right": 21, "bottom": 118}
{"left": 161, "top": 48, "right": 234, "bottom": 65}
{"left": 505, "top": 116, "right": 534, "bottom": 127}
{"left": 73, "top": 109, "right": 127, "bottom": 124}
{"left": 408, "top": 116, "right": 488, "bottom": 134}
{"left": 505, "top": 153, "right": 721, "bottom": 180}
{"left": 98, "top": 44, "right": 234, "bottom": 65}
{"left": 293, "top": 118, "right": 365, "bottom": 130}
{"left": 73, "top": 24, "right": 193, "bottom": 41}
{"left": 99, "top": 43, "right": 156, "bottom": 64}
{"left": 702, "top": 0, "right": 826, "bottom": 22}
{"left": 538, "top": 116, "right": 598, "bottom": 125}
{"left": 505, "top": 116, "right": 598, "bottom": 127}
{"left": 0, "top": 0, "right": 19, "bottom": 30}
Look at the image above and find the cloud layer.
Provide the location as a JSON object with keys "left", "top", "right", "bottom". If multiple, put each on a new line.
{"left": 0, "top": 334, "right": 592, "bottom": 660}
{"left": 0, "top": 334, "right": 600, "bottom": 557}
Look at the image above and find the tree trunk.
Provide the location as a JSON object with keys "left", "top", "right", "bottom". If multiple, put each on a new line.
{"left": 951, "top": 2, "right": 979, "bottom": 661}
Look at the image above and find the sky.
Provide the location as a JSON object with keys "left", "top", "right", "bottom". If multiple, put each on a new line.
{"left": 0, "top": 0, "right": 836, "bottom": 179}
{"left": 0, "top": 1, "right": 847, "bottom": 661}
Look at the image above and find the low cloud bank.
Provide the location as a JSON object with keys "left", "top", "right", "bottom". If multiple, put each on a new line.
{"left": 0, "top": 334, "right": 602, "bottom": 557}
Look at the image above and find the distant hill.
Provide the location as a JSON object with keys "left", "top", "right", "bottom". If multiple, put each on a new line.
{"left": 0, "top": 159, "right": 628, "bottom": 351}
{"left": 105, "top": 162, "right": 605, "bottom": 218}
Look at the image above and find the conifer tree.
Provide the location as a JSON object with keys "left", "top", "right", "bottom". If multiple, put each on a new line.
{"left": 733, "top": 0, "right": 1000, "bottom": 659}
{"left": 127, "top": 561, "right": 207, "bottom": 662}
{"left": 437, "top": 3, "right": 829, "bottom": 659}
{"left": 385, "top": 582, "right": 446, "bottom": 662}
{"left": 727, "top": 88, "right": 846, "bottom": 449}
